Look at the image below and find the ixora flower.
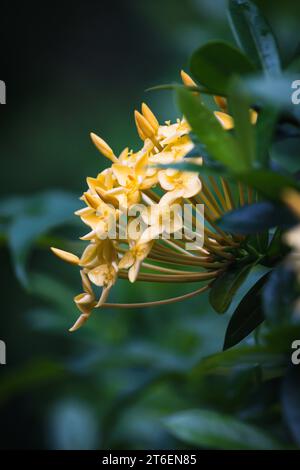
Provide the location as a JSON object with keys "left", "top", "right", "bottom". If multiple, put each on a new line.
{"left": 51, "top": 71, "right": 253, "bottom": 332}
{"left": 283, "top": 190, "right": 300, "bottom": 280}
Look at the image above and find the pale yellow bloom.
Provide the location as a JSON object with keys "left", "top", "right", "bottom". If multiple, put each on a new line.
{"left": 111, "top": 150, "right": 158, "bottom": 207}
{"left": 52, "top": 80, "right": 253, "bottom": 331}
{"left": 283, "top": 190, "right": 300, "bottom": 283}
{"left": 140, "top": 190, "right": 184, "bottom": 244}
{"left": 119, "top": 238, "right": 153, "bottom": 283}
{"left": 285, "top": 225, "right": 300, "bottom": 252}
{"left": 79, "top": 195, "right": 120, "bottom": 240}
{"left": 158, "top": 168, "right": 201, "bottom": 198}
{"left": 70, "top": 271, "right": 96, "bottom": 332}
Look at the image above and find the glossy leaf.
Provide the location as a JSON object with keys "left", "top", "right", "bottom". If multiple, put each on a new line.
{"left": 190, "top": 41, "right": 256, "bottom": 95}
{"left": 266, "top": 228, "right": 284, "bottom": 260}
{"left": 244, "top": 75, "right": 298, "bottom": 109}
{"left": 228, "top": 77, "right": 255, "bottom": 168}
{"left": 255, "top": 105, "right": 279, "bottom": 167}
{"left": 223, "top": 272, "right": 269, "bottom": 350}
{"left": 262, "top": 264, "right": 298, "bottom": 324}
{"left": 176, "top": 88, "right": 246, "bottom": 172}
{"left": 217, "top": 201, "right": 297, "bottom": 234}
{"left": 209, "top": 263, "right": 254, "bottom": 314}
{"left": 237, "top": 169, "right": 300, "bottom": 201}
{"left": 228, "top": 0, "right": 281, "bottom": 75}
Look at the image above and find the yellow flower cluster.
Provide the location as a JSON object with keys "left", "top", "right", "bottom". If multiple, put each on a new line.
{"left": 52, "top": 71, "right": 249, "bottom": 332}
{"left": 283, "top": 190, "right": 300, "bottom": 283}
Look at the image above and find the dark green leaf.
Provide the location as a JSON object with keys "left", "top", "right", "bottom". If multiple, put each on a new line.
{"left": 228, "top": 0, "right": 281, "bottom": 75}
{"left": 282, "top": 365, "right": 300, "bottom": 446}
{"left": 217, "top": 201, "right": 297, "bottom": 234}
{"left": 146, "top": 83, "right": 211, "bottom": 94}
{"left": 163, "top": 409, "right": 283, "bottom": 449}
{"left": 266, "top": 228, "right": 284, "bottom": 259}
{"left": 244, "top": 75, "right": 298, "bottom": 109}
{"left": 228, "top": 76, "right": 255, "bottom": 168}
{"left": 262, "top": 264, "right": 298, "bottom": 324}
{"left": 209, "top": 262, "right": 254, "bottom": 313}
{"left": 176, "top": 88, "right": 245, "bottom": 172}
{"left": 255, "top": 105, "right": 279, "bottom": 167}
{"left": 223, "top": 272, "right": 269, "bottom": 350}
{"left": 237, "top": 169, "right": 300, "bottom": 201}
{"left": 263, "top": 324, "right": 300, "bottom": 354}
{"left": 190, "top": 41, "right": 256, "bottom": 95}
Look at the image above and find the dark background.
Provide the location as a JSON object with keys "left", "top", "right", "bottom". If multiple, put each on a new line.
{"left": 1, "top": 0, "right": 300, "bottom": 450}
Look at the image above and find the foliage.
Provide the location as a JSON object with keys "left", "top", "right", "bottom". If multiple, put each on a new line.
{"left": 1, "top": 0, "right": 300, "bottom": 450}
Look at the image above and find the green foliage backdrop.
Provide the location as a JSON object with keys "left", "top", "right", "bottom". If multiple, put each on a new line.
{"left": 1, "top": 0, "right": 300, "bottom": 450}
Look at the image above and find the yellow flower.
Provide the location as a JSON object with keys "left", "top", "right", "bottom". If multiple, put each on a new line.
{"left": 71, "top": 271, "right": 96, "bottom": 332}
{"left": 88, "top": 264, "right": 118, "bottom": 303}
{"left": 140, "top": 190, "right": 184, "bottom": 243}
{"left": 51, "top": 70, "right": 255, "bottom": 331}
{"left": 158, "top": 168, "right": 201, "bottom": 198}
{"left": 111, "top": 150, "right": 157, "bottom": 207}
{"left": 79, "top": 194, "right": 120, "bottom": 240}
{"left": 283, "top": 190, "right": 300, "bottom": 283}
{"left": 119, "top": 238, "right": 153, "bottom": 283}
{"left": 180, "top": 70, "right": 257, "bottom": 131}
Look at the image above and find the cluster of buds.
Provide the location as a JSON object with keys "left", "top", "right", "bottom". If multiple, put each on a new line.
{"left": 52, "top": 71, "right": 253, "bottom": 332}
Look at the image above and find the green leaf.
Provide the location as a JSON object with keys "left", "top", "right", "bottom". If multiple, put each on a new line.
{"left": 262, "top": 264, "right": 298, "bottom": 324}
{"left": 255, "top": 105, "right": 279, "bottom": 167}
{"left": 147, "top": 83, "right": 209, "bottom": 94}
{"left": 228, "top": 77, "right": 255, "bottom": 168}
{"left": 263, "top": 324, "right": 300, "bottom": 354}
{"left": 176, "top": 88, "right": 246, "bottom": 172}
{"left": 5, "top": 191, "right": 79, "bottom": 288}
{"left": 282, "top": 366, "right": 300, "bottom": 446}
{"left": 209, "top": 262, "right": 254, "bottom": 314}
{"left": 217, "top": 201, "right": 297, "bottom": 234}
{"left": 244, "top": 75, "right": 298, "bottom": 109}
{"left": 266, "top": 228, "right": 284, "bottom": 260}
{"left": 223, "top": 272, "right": 269, "bottom": 350}
{"left": 237, "top": 169, "right": 300, "bottom": 201}
{"left": 228, "top": 0, "right": 281, "bottom": 75}
{"left": 163, "top": 409, "right": 283, "bottom": 449}
{"left": 190, "top": 41, "right": 256, "bottom": 95}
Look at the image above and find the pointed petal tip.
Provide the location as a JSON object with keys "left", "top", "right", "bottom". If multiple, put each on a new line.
{"left": 69, "top": 313, "right": 89, "bottom": 332}
{"left": 50, "top": 247, "right": 80, "bottom": 265}
{"left": 90, "top": 132, "right": 118, "bottom": 162}
{"left": 180, "top": 70, "right": 197, "bottom": 88}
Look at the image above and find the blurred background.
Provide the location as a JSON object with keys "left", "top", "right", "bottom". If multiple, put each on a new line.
{"left": 1, "top": 0, "right": 300, "bottom": 449}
